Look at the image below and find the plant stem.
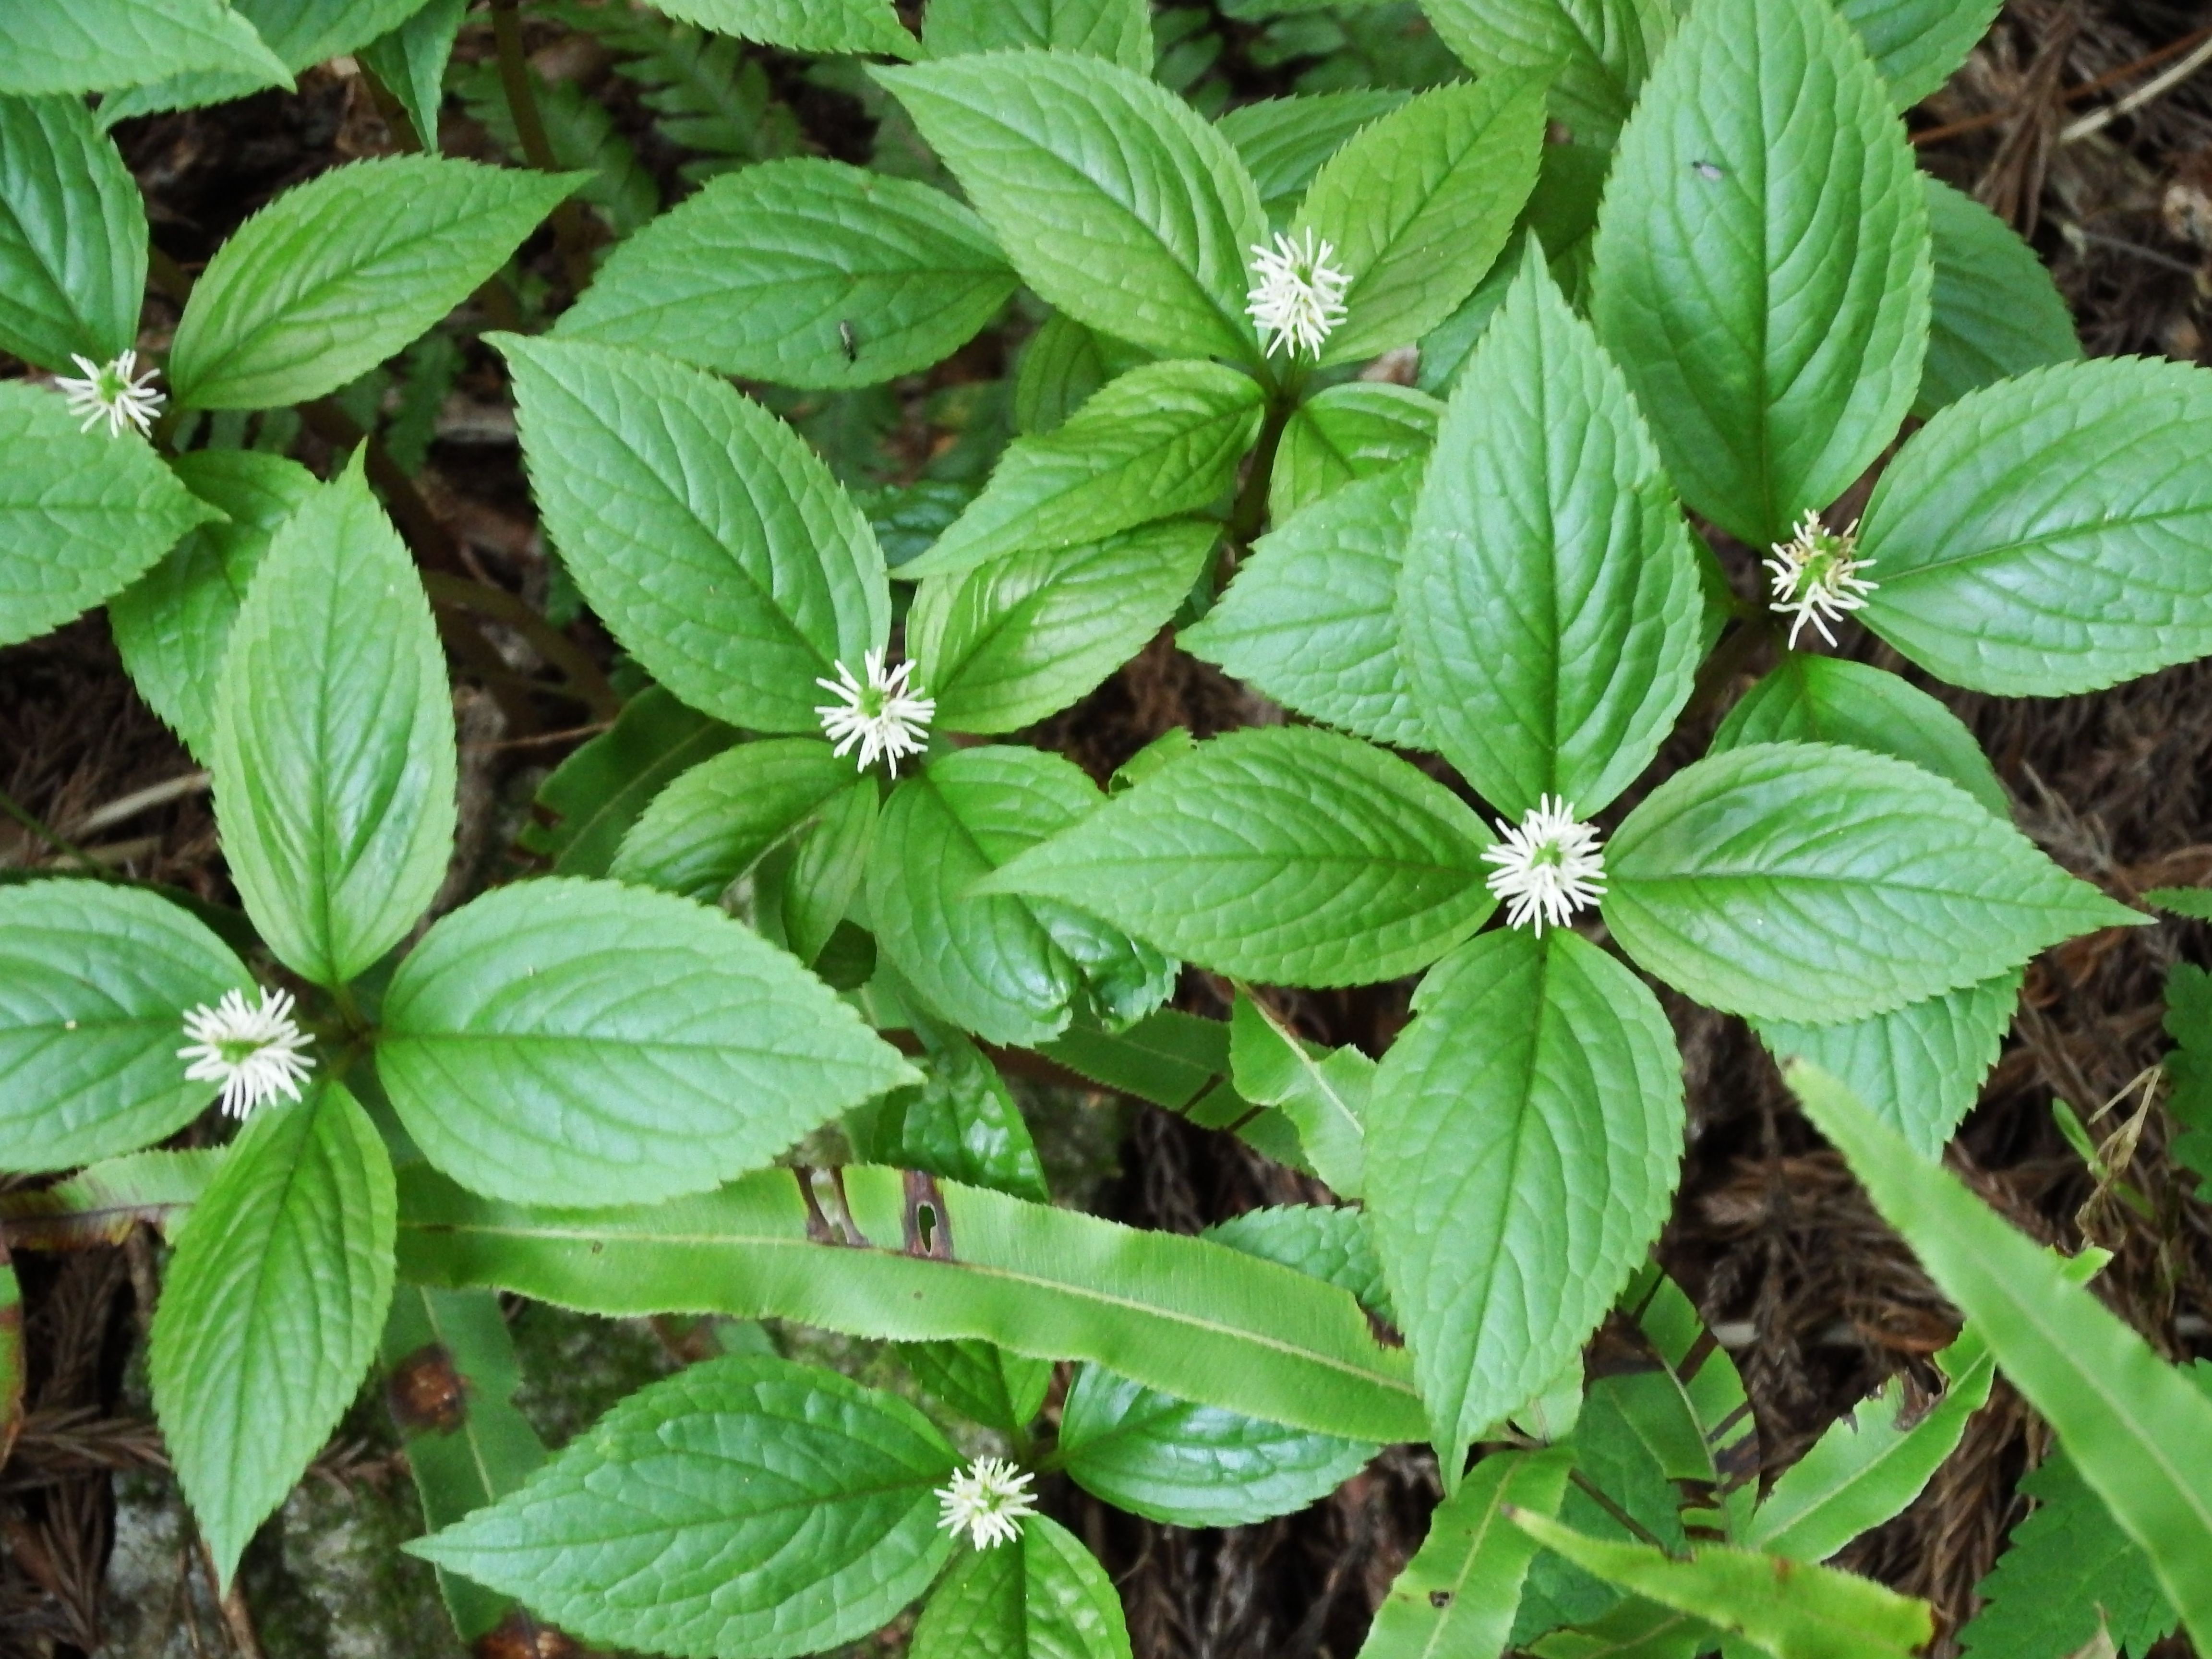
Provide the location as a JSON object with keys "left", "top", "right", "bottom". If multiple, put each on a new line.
{"left": 1222, "top": 373, "right": 1303, "bottom": 590}
{"left": 1567, "top": 1468, "right": 1668, "bottom": 1551}
{"left": 422, "top": 571, "right": 620, "bottom": 722}
{"left": 489, "top": 0, "right": 595, "bottom": 296}
{"left": 0, "top": 788, "right": 118, "bottom": 878}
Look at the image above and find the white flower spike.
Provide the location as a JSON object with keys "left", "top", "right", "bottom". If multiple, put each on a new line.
{"left": 815, "top": 648, "right": 935, "bottom": 777}
{"left": 1482, "top": 795, "right": 1606, "bottom": 936}
{"left": 1764, "top": 510, "right": 1876, "bottom": 649}
{"left": 56, "top": 349, "right": 165, "bottom": 439}
{"left": 936, "top": 1455, "right": 1037, "bottom": 1550}
{"left": 179, "top": 986, "right": 316, "bottom": 1120}
{"left": 1245, "top": 228, "right": 1351, "bottom": 360}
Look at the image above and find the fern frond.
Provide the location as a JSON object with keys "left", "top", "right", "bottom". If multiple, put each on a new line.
{"left": 540, "top": 2, "right": 801, "bottom": 181}
{"left": 1958, "top": 1451, "right": 2177, "bottom": 1659}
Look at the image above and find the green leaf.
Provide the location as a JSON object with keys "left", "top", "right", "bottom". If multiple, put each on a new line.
{"left": 922, "top": 0, "right": 1152, "bottom": 70}
{"left": 380, "top": 1285, "right": 547, "bottom": 1640}
{"left": 1915, "top": 176, "right": 2077, "bottom": 419}
{"left": 150, "top": 1083, "right": 397, "bottom": 1588}
{"left": 209, "top": 458, "right": 456, "bottom": 988}
{"left": 900, "top": 1340, "right": 1053, "bottom": 1434}
{"left": 1604, "top": 742, "right": 2143, "bottom": 1024}
{"left": 1270, "top": 381, "right": 1439, "bottom": 521}
{"left": 902, "top": 360, "right": 1261, "bottom": 580}
{"left": 867, "top": 745, "right": 1154, "bottom": 1045}
{"left": 498, "top": 336, "right": 891, "bottom": 731}
{"left": 1530, "top": 1598, "right": 1715, "bottom": 1659}
{"left": 1222, "top": 91, "right": 1410, "bottom": 227}
{"left": 1367, "top": 928, "right": 1685, "bottom": 1464}
{"left": 1358, "top": 1448, "right": 1574, "bottom": 1659}
{"left": 1419, "top": 142, "right": 1611, "bottom": 396}
{"left": 846, "top": 1018, "right": 1051, "bottom": 1204}
{"left": 1590, "top": 0, "right": 1931, "bottom": 547}
{"left": 1183, "top": 460, "right": 1431, "bottom": 750}
{"left": 1296, "top": 72, "right": 1547, "bottom": 365}
{"left": 1420, "top": 0, "right": 1675, "bottom": 144}
{"left": 2161, "top": 963, "right": 2212, "bottom": 1181}
{"left": 1039, "top": 1007, "right": 1228, "bottom": 1110}
{"left": 1403, "top": 252, "right": 1702, "bottom": 819}
{"left": 1752, "top": 971, "right": 2019, "bottom": 1160}
{"left": 1059, "top": 1364, "right": 1376, "bottom": 1527}
{"left": 1010, "top": 310, "right": 1149, "bottom": 436}
{"left": 0, "top": 380, "right": 220, "bottom": 648}
{"left": 1709, "top": 655, "right": 2008, "bottom": 821}
{"left": 541, "top": 1, "right": 798, "bottom": 187}
{"left": 1858, "top": 357, "right": 2212, "bottom": 697}
{"left": 0, "top": 93, "right": 147, "bottom": 368}
{"left": 1205, "top": 1203, "right": 1393, "bottom": 1322}
{"left": 1836, "top": 0, "right": 2002, "bottom": 110}
{"left": 1786, "top": 1063, "right": 2212, "bottom": 1645}
{"left": 1516, "top": 1378, "right": 1694, "bottom": 1641}
{"left": 378, "top": 876, "right": 916, "bottom": 1206}
{"left": 912, "top": 1514, "right": 1134, "bottom": 1659}
{"left": 108, "top": 450, "right": 317, "bottom": 763}
{"left": 96, "top": 0, "right": 425, "bottom": 120}
{"left": 206, "top": 0, "right": 425, "bottom": 70}
{"left": 0, "top": 0, "right": 290, "bottom": 97}
{"left": 557, "top": 158, "right": 1014, "bottom": 389}
{"left": 0, "top": 1147, "right": 222, "bottom": 1249}
{"left": 1595, "top": 1266, "right": 1760, "bottom": 1539}
{"left": 359, "top": 0, "right": 468, "bottom": 151}
{"left": 1749, "top": 1324, "right": 1996, "bottom": 1565}
{"left": 520, "top": 685, "right": 738, "bottom": 880}
{"left": 397, "top": 1161, "right": 1428, "bottom": 1443}
{"left": 875, "top": 50, "right": 1266, "bottom": 362}
{"left": 652, "top": 0, "right": 917, "bottom": 58}
{"left": 609, "top": 737, "right": 855, "bottom": 901}
{"left": 1957, "top": 1447, "right": 2182, "bottom": 1659}
{"left": 981, "top": 726, "right": 1496, "bottom": 986}
{"left": 2150, "top": 889, "right": 2212, "bottom": 922}
{"left": 912, "top": 519, "right": 1215, "bottom": 733}
{"left": 1229, "top": 989, "right": 1369, "bottom": 1199}
{"left": 770, "top": 776, "right": 876, "bottom": 967}
{"left": 0, "top": 881, "right": 249, "bottom": 1171}
{"left": 168, "top": 157, "right": 579, "bottom": 410}
{"left": 1507, "top": 1511, "right": 1933, "bottom": 1659}
{"left": 452, "top": 60, "right": 656, "bottom": 239}
{"left": 411, "top": 1353, "right": 957, "bottom": 1658}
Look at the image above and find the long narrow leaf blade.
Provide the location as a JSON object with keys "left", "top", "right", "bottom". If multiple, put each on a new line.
{"left": 1786, "top": 1061, "right": 2212, "bottom": 1641}
{"left": 396, "top": 1162, "right": 1424, "bottom": 1444}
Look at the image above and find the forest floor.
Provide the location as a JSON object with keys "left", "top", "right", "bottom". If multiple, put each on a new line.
{"left": 4, "top": 1, "right": 2212, "bottom": 1656}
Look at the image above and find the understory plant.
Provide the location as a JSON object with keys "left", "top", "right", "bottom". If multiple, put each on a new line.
{"left": 3, "top": 0, "right": 2212, "bottom": 1653}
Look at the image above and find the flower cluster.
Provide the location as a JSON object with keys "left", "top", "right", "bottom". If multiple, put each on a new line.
{"left": 178, "top": 986, "right": 316, "bottom": 1119}
{"left": 815, "top": 649, "right": 935, "bottom": 776}
{"left": 935, "top": 1456, "right": 1037, "bottom": 1550}
{"left": 1483, "top": 796, "right": 1606, "bottom": 935}
{"left": 1245, "top": 228, "right": 1351, "bottom": 360}
{"left": 1764, "top": 510, "right": 1876, "bottom": 649}
{"left": 56, "top": 350, "right": 165, "bottom": 439}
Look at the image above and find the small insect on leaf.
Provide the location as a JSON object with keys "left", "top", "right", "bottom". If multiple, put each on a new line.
{"left": 840, "top": 320, "right": 859, "bottom": 363}
{"left": 1692, "top": 160, "right": 1726, "bottom": 180}
{"left": 387, "top": 1343, "right": 469, "bottom": 1433}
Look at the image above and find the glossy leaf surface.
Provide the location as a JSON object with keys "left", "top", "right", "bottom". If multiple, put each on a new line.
{"left": 378, "top": 878, "right": 917, "bottom": 1206}
{"left": 1368, "top": 929, "right": 1684, "bottom": 1463}
{"left": 981, "top": 726, "right": 1497, "bottom": 986}
{"left": 209, "top": 460, "right": 456, "bottom": 988}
